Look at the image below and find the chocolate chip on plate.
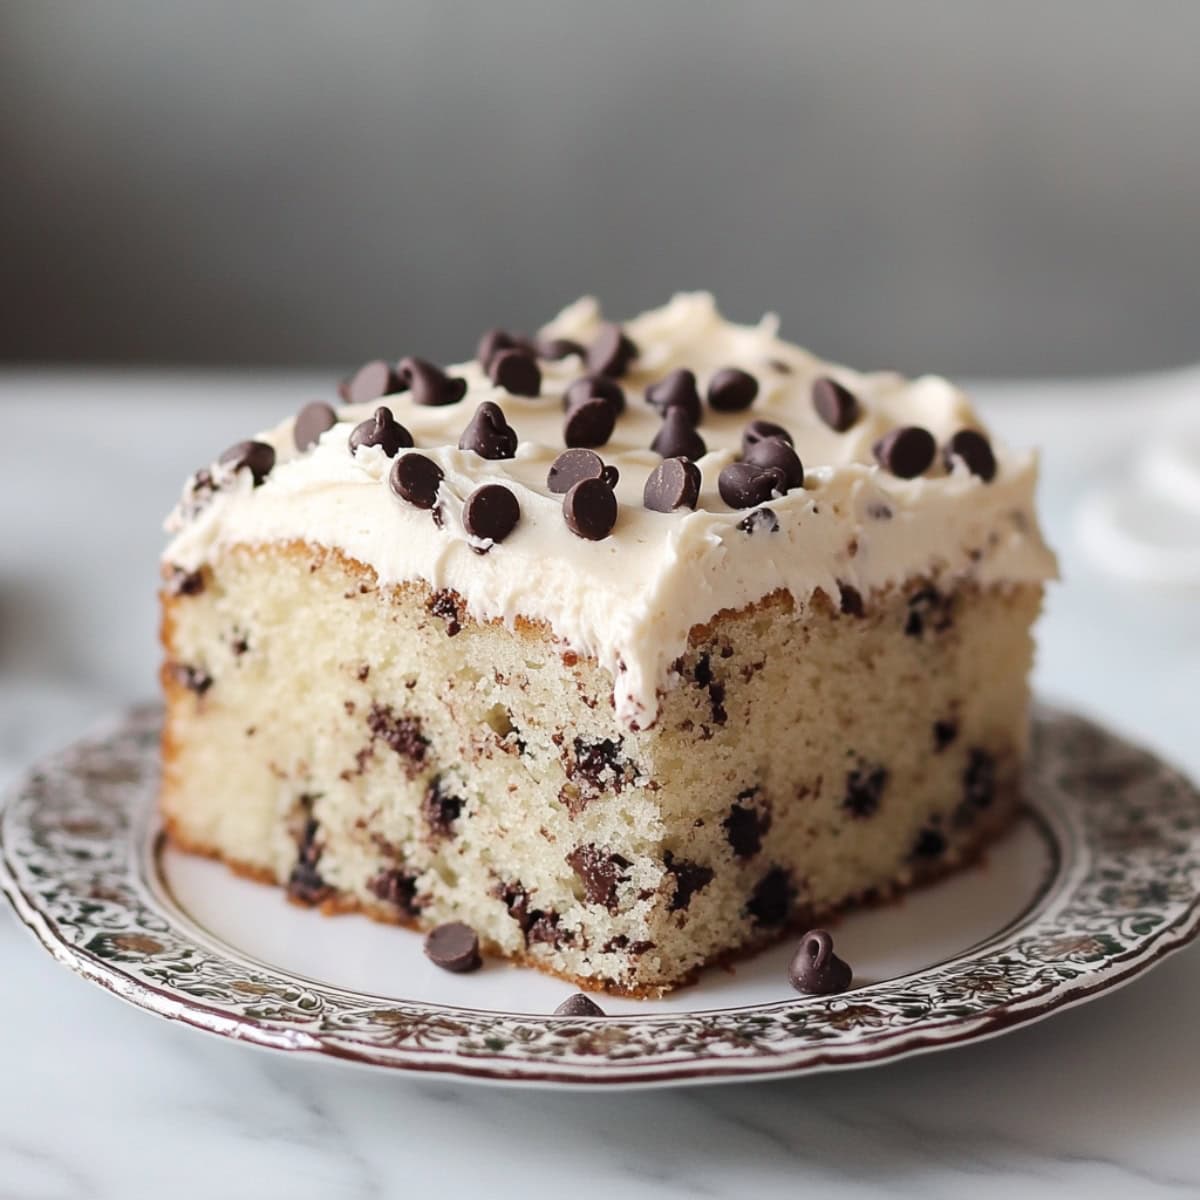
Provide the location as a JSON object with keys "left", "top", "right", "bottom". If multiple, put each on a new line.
{"left": 398, "top": 356, "right": 468, "bottom": 407}
{"left": 565, "top": 374, "right": 625, "bottom": 415}
{"left": 547, "top": 447, "right": 606, "bottom": 494}
{"left": 744, "top": 435, "right": 803, "bottom": 490}
{"left": 554, "top": 992, "right": 606, "bottom": 1017}
{"left": 424, "top": 922, "right": 482, "bottom": 973}
{"left": 945, "top": 429, "right": 997, "bottom": 482}
{"left": 536, "top": 336, "right": 585, "bottom": 362}
{"left": 741, "top": 419, "right": 793, "bottom": 455}
{"left": 294, "top": 401, "right": 337, "bottom": 451}
{"left": 586, "top": 322, "right": 638, "bottom": 378}
{"left": 563, "top": 477, "right": 618, "bottom": 540}
{"left": 459, "top": 401, "right": 519, "bottom": 459}
{"left": 488, "top": 348, "right": 542, "bottom": 398}
{"left": 349, "top": 407, "right": 413, "bottom": 457}
{"left": 463, "top": 483, "right": 520, "bottom": 544}
{"left": 644, "top": 457, "right": 701, "bottom": 512}
{"left": 707, "top": 367, "right": 759, "bottom": 412}
{"left": 651, "top": 408, "right": 707, "bottom": 461}
{"left": 718, "top": 461, "right": 787, "bottom": 509}
{"left": 219, "top": 440, "right": 276, "bottom": 486}
{"left": 339, "top": 359, "right": 407, "bottom": 405}
{"left": 812, "top": 377, "right": 861, "bottom": 432}
{"left": 389, "top": 452, "right": 444, "bottom": 508}
{"left": 873, "top": 426, "right": 936, "bottom": 478}
{"left": 788, "top": 929, "right": 853, "bottom": 995}
{"left": 646, "top": 369, "right": 702, "bottom": 425}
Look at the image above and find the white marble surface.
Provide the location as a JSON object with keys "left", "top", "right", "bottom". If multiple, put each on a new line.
{"left": 2, "top": 367, "right": 1199, "bottom": 1199}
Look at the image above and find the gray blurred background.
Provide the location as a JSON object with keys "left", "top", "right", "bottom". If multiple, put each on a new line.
{"left": 3, "top": 0, "right": 1199, "bottom": 377}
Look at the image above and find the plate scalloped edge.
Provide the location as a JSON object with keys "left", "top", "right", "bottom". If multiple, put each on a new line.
{"left": 2, "top": 703, "right": 1200, "bottom": 1088}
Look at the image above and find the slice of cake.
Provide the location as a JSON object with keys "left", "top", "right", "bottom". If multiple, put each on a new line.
{"left": 159, "top": 293, "right": 1056, "bottom": 996}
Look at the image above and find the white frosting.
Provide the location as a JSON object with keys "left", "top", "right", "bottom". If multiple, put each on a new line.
{"left": 164, "top": 292, "right": 1057, "bottom": 729}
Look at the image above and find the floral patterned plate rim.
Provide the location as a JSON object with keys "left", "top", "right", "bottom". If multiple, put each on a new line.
{"left": 2, "top": 703, "right": 1198, "bottom": 1089}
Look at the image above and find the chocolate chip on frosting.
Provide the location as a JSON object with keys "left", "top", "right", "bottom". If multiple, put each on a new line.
{"left": 339, "top": 359, "right": 406, "bottom": 405}
{"left": 586, "top": 322, "right": 638, "bottom": 378}
{"left": 812, "top": 377, "right": 861, "bottom": 432}
{"left": 477, "top": 328, "right": 521, "bottom": 370}
{"left": 219, "top": 440, "right": 275, "bottom": 486}
{"left": 294, "top": 401, "right": 337, "bottom": 451}
{"left": 488, "top": 348, "right": 542, "bottom": 397}
{"left": 564, "top": 394, "right": 618, "bottom": 448}
{"left": 643, "top": 457, "right": 701, "bottom": 512}
{"left": 788, "top": 929, "right": 852, "bottom": 995}
{"left": 741, "top": 419, "right": 793, "bottom": 455}
{"left": 349, "top": 406, "right": 413, "bottom": 457}
{"left": 553, "top": 993, "right": 605, "bottom": 1017}
{"left": 459, "top": 401, "right": 518, "bottom": 459}
{"left": 873, "top": 426, "right": 936, "bottom": 478}
{"left": 389, "top": 452, "right": 444, "bottom": 509}
{"left": 463, "top": 483, "right": 520, "bottom": 544}
{"left": 424, "top": 922, "right": 482, "bottom": 973}
{"left": 548, "top": 448, "right": 607, "bottom": 494}
{"left": 744, "top": 436, "right": 803, "bottom": 490}
{"left": 651, "top": 408, "right": 707, "bottom": 462}
{"left": 945, "top": 429, "right": 997, "bottom": 482}
{"left": 563, "top": 477, "right": 618, "bottom": 540}
{"left": 565, "top": 375, "right": 625, "bottom": 415}
{"left": 646, "top": 369, "right": 702, "bottom": 425}
{"left": 398, "top": 356, "right": 468, "bottom": 407}
{"left": 707, "top": 367, "right": 759, "bottom": 412}
{"left": 536, "top": 336, "right": 585, "bottom": 362}
{"left": 719, "top": 461, "right": 786, "bottom": 509}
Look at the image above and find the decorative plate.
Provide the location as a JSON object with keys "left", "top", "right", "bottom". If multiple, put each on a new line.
{"left": 2, "top": 705, "right": 1199, "bottom": 1088}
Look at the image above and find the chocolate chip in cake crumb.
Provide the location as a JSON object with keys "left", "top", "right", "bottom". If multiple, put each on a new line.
{"left": 744, "top": 435, "right": 803, "bottom": 490}
{"left": 724, "top": 793, "right": 771, "bottom": 859}
{"left": 422, "top": 777, "right": 464, "bottom": 839}
{"left": 399, "top": 356, "right": 468, "bottom": 407}
{"left": 963, "top": 748, "right": 996, "bottom": 811}
{"left": 569, "top": 735, "right": 632, "bottom": 798}
{"left": 646, "top": 369, "right": 702, "bottom": 424}
{"left": 707, "top": 367, "right": 758, "bottom": 412}
{"left": 339, "top": 359, "right": 407, "bottom": 405}
{"left": 905, "top": 585, "right": 954, "bottom": 637}
{"left": 741, "top": 419, "right": 793, "bottom": 455}
{"left": 586, "top": 322, "right": 638, "bottom": 378}
{"left": 287, "top": 817, "right": 333, "bottom": 905}
{"left": 349, "top": 407, "right": 413, "bottom": 457}
{"left": 366, "top": 703, "right": 428, "bottom": 765}
{"left": 427, "top": 589, "right": 464, "bottom": 636}
{"left": 463, "top": 483, "right": 521, "bottom": 545}
{"left": 718, "top": 461, "right": 786, "bottom": 509}
{"left": 873, "top": 425, "right": 936, "bottom": 478}
{"left": 293, "top": 401, "right": 338, "bottom": 451}
{"left": 165, "top": 566, "right": 205, "bottom": 597}
{"left": 933, "top": 719, "right": 958, "bottom": 751}
{"left": 843, "top": 764, "right": 888, "bottom": 818}
{"left": 788, "top": 929, "right": 853, "bottom": 994}
{"left": 563, "top": 477, "right": 618, "bottom": 540}
{"left": 745, "top": 866, "right": 796, "bottom": 927}
{"left": 644, "top": 457, "right": 701, "bottom": 512}
{"left": 536, "top": 335, "right": 585, "bottom": 362}
{"left": 369, "top": 867, "right": 422, "bottom": 916}
{"left": 424, "top": 922, "right": 482, "bottom": 973}
{"left": 488, "top": 347, "right": 542, "bottom": 397}
{"left": 548, "top": 448, "right": 605, "bottom": 494}
{"left": 389, "top": 453, "right": 444, "bottom": 509}
{"left": 838, "top": 583, "right": 864, "bottom": 617}
{"left": 566, "top": 844, "right": 630, "bottom": 911}
{"left": 737, "top": 507, "right": 779, "bottom": 534}
{"left": 945, "top": 429, "right": 998, "bottom": 482}
{"left": 219, "top": 440, "right": 275, "bottom": 486}
{"left": 459, "top": 401, "right": 518, "bottom": 459}
{"left": 812, "top": 377, "right": 861, "bottom": 432}
{"left": 651, "top": 407, "right": 707, "bottom": 462}
{"left": 664, "top": 851, "right": 714, "bottom": 912}
{"left": 169, "top": 663, "right": 212, "bottom": 696}
{"left": 911, "top": 826, "right": 948, "bottom": 859}
{"left": 554, "top": 992, "right": 605, "bottom": 1016}
{"left": 563, "top": 395, "right": 618, "bottom": 449}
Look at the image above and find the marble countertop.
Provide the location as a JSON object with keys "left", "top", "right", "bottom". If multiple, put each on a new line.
{"left": 2, "top": 367, "right": 1199, "bottom": 1199}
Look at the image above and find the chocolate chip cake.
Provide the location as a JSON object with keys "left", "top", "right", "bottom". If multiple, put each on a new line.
{"left": 160, "top": 293, "right": 1057, "bottom": 996}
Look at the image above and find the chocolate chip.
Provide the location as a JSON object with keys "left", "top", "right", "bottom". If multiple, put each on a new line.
{"left": 843, "top": 764, "right": 888, "bottom": 818}
{"left": 838, "top": 583, "right": 864, "bottom": 617}
{"left": 905, "top": 585, "right": 954, "bottom": 637}
{"left": 737, "top": 507, "right": 779, "bottom": 534}
{"left": 169, "top": 663, "right": 212, "bottom": 696}
{"left": 423, "top": 777, "right": 464, "bottom": 838}
{"left": 547, "top": 449, "right": 606, "bottom": 494}
{"left": 664, "top": 851, "right": 714, "bottom": 912}
{"left": 367, "top": 703, "right": 428, "bottom": 764}
{"left": 724, "top": 794, "right": 770, "bottom": 858}
{"left": 219, "top": 440, "right": 275, "bottom": 486}
{"left": 601, "top": 464, "right": 620, "bottom": 488}
{"left": 646, "top": 369, "right": 702, "bottom": 424}
{"left": 933, "top": 719, "right": 958, "bottom": 751}
{"left": 643, "top": 457, "right": 701, "bottom": 512}
{"left": 945, "top": 429, "right": 997, "bottom": 482}
{"left": 564, "top": 374, "right": 625, "bottom": 414}
{"left": 873, "top": 426, "right": 936, "bottom": 478}
{"left": 463, "top": 483, "right": 520, "bottom": 544}
{"left": 911, "top": 827, "right": 947, "bottom": 859}
{"left": 741, "top": 419, "right": 793, "bottom": 456}
{"left": 287, "top": 817, "right": 332, "bottom": 906}
{"left": 294, "top": 401, "right": 337, "bottom": 451}
{"left": 745, "top": 866, "right": 795, "bottom": 926}
{"left": 424, "top": 922, "right": 482, "bottom": 973}
{"left": 651, "top": 408, "right": 707, "bottom": 461}
{"left": 427, "top": 588, "right": 464, "bottom": 635}
{"left": 536, "top": 336, "right": 585, "bottom": 362}
{"left": 389, "top": 453, "right": 444, "bottom": 509}
{"left": 586, "top": 322, "right": 637, "bottom": 378}
{"left": 744, "top": 435, "right": 803, "bottom": 490}
{"left": 477, "top": 328, "right": 519, "bottom": 370}
{"left": 788, "top": 929, "right": 852, "bottom": 995}
{"left": 554, "top": 993, "right": 605, "bottom": 1016}
{"left": 399, "top": 356, "right": 468, "bottom": 407}
{"left": 812, "top": 377, "right": 861, "bottom": 432}
{"left": 339, "top": 359, "right": 406, "bottom": 405}
{"left": 165, "top": 566, "right": 205, "bottom": 597}
{"left": 369, "top": 868, "right": 422, "bottom": 916}
{"left": 566, "top": 845, "right": 630, "bottom": 911}
{"left": 349, "top": 406, "right": 413, "bottom": 457}
{"left": 459, "top": 401, "right": 518, "bottom": 459}
{"left": 963, "top": 748, "right": 996, "bottom": 811}
{"left": 569, "top": 736, "right": 630, "bottom": 798}
{"left": 718, "top": 461, "right": 786, "bottom": 509}
{"left": 563, "top": 477, "right": 618, "bottom": 540}
{"left": 488, "top": 348, "right": 542, "bottom": 397}
{"left": 707, "top": 367, "right": 758, "bottom": 412}
{"left": 563, "top": 396, "right": 618, "bottom": 448}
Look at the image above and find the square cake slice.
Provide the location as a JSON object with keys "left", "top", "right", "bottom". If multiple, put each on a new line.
{"left": 160, "top": 293, "right": 1056, "bottom": 995}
